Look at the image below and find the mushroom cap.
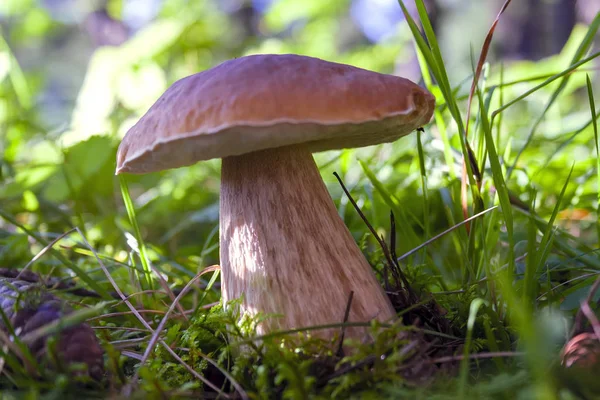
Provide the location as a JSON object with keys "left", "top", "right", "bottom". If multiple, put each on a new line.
{"left": 116, "top": 54, "right": 435, "bottom": 174}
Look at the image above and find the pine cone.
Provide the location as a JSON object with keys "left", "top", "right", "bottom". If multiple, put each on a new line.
{"left": 558, "top": 332, "right": 600, "bottom": 399}
{"left": 561, "top": 332, "right": 600, "bottom": 369}
{"left": 0, "top": 277, "right": 104, "bottom": 380}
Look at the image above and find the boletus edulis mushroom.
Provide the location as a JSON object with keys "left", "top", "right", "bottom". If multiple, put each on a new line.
{"left": 116, "top": 54, "right": 435, "bottom": 345}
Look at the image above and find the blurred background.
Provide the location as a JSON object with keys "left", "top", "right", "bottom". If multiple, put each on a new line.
{"left": 0, "top": 0, "right": 599, "bottom": 281}
{"left": 1, "top": 0, "right": 596, "bottom": 141}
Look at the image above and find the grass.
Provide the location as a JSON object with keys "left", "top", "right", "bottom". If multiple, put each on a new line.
{"left": 1, "top": 0, "right": 600, "bottom": 398}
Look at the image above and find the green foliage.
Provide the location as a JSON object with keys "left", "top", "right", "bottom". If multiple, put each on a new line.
{"left": 1, "top": 0, "right": 600, "bottom": 398}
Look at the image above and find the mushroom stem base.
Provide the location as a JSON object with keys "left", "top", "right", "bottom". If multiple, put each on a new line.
{"left": 220, "top": 145, "right": 396, "bottom": 344}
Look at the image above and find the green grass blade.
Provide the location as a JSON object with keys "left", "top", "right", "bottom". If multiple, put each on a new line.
{"left": 491, "top": 51, "right": 600, "bottom": 124}
{"left": 587, "top": 75, "right": 600, "bottom": 244}
{"left": 0, "top": 208, "right": 111, "bottom": 298}
{"left": 415, "top": 45, "right": 456, "bottom": 179}
{"left": 497, "top": 269, "right": 558, "bottom": 399}
{"left": 537, "top": 109, "right": 600, "bottom": 171}
{"left": 508, "top": 13, "right": 600, "bottom": 177}
{"left": 412, "top": 2, "right": 451, "bottom": 92}
{"left": 524, "top": 190, "right": 538, "bottom": 303}
{"left": 398, "top": 0, "right": 481, "bottom": 236}
{"left": 475, "top": 83, "right": 515, "bottom": 283}
{"left": 534, "top": 165, "right": 574, "bottom": 280}
{"left": 416, "top": 129, "right": 430, "bottom": 239}
{"left": 0, "top": 32, "right": 32, "bottom": 109}
{"left": 359, "top": 160, "right": 421, "bottom": 250}
{"left": 197, "top": 268, "right": 221, "bottom": 311}
{"left": 513, "top": 207, "right": 600, "bottom": 270}
{"left": 119, "top": 175, "right": 155, "bottom": 292}
{"left": 398, "top": 0, "right": 465, "bottom": 134}
{"left": 458, "top": 298, "right": 488, "bottom": 397}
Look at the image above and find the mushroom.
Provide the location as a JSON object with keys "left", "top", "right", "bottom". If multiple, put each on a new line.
{"left": 116, "top": 54, "right": 435, "bottom": 344}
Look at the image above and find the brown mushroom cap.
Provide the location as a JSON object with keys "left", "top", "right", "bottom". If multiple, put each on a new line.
{"left": 116, "top": 53, "right": 435, "bottom": 174}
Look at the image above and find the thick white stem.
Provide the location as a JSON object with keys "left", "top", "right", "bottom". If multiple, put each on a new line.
{"left": 220, "top": 145, "right": 395, "bottom": 343}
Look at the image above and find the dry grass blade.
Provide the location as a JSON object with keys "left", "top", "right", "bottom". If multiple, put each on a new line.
{"left": 147, "top": 261, "right": 190, "bottom": 323}
{"left": 333, "top": 172, "right": 414, "bottom": 299}
{"left": 398, "top": 206, "right": 498, "bottom": 262}
{"left": 128, "top": 272, "right": 247, "bottom": 399}
{"left": 120, "top": 350, "right": 144, "bottom": 361}
{"left": 88, "top": 303, "right": 217, "bottom": 321}
{"left": 460, "top": 0, "right": 513, "bottom": 231}
{"left": 0, "top": 327, "right": 37, "bottom": 375}
{"left": 464, "top": 0, "right": 513, "bottom": 137}
{"left": 18, "top": 304, "right": 106, "bottom": 347}
{"left": 571, "top": 273, "right": 600, "bottom": 336}
{"left": 72, "top": 228, "right": 242, "bottom": 399}
{"left": 17, "top": 228, "right": 77, "bottom": 280}
{"left": 335, "top": 290, "right": 354, "bottom": 357}
{"left": 112, "top": 289, "right": 193, "bottom": 319}
{"left": 133, "top": 265, "right": 218, "bottom": 374}
{"left": 0, "top": 210, "right": 110, "bottom": 297}
{"left": 399, "top": 350, "right": 524, "bottom": 370}
{"left": 0, "top": 268, "right": 102, "bottom": 298}
{"left": 580, "top": 302, "right": 600, "bottom": 342}
{"left": 537, "top": 272, "right": 597, "bottom": 302}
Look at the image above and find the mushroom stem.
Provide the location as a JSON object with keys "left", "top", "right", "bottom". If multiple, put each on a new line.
{"left": 220, "top": 145, "right": 396, "bottom": 343}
